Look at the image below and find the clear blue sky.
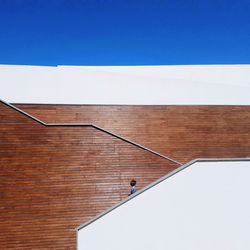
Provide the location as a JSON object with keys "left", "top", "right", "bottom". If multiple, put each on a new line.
{"left": 0, "top": 0, "right": 249, "bottom": 66}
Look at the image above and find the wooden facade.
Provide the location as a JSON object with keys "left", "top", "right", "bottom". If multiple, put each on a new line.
{"left": 18, "top": 104, "right": 250, "bottom": 163}
{"left": 1, "top": 102, "right": 250, "bottom": 249}
{"left": 0, "top": 102, "right": 178, "bottom": 249}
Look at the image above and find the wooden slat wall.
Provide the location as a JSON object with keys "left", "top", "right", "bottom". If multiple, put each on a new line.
{"left": 18, "top": 104, "right": 250, "bottom": 163}
{"left": 0, "top": 102, "right": 178, "bottom": 249}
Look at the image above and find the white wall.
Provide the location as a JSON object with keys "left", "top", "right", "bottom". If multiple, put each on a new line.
{"left": 1, "top": 64, "right": 250, "bottom": 104}
{"left": 77, "top": 160, "right": 250, "bottom": 250}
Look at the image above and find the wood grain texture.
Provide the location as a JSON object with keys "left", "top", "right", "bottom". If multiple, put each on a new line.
{"left": 17, "top": 104, "right": 250, "bottom": 163}
{"left": 0, "top": 102, "right": 178, "bottom": 249}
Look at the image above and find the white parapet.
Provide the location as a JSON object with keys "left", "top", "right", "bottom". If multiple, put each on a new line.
{"left": 77, "top": 159, "right": 250, "bottom": 250}
{"left": 0, "top": 64, "right": 250, "bottom": 104}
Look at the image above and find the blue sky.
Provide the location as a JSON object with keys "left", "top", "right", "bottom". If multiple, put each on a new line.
{"left": 0, "top": 0, "right": 249, "bottom": 66}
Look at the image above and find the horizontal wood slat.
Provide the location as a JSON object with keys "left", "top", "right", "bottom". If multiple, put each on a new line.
{"left": 18, "top": 104, "right": 250, "bottom": 163}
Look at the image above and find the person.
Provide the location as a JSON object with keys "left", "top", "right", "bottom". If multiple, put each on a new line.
{"left": 130, "top": 179, "right": 137, "bottom": 195}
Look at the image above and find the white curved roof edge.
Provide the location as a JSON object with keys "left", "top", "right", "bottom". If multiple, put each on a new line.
{"left": 0, "top": 64, "right": 250, "bottom": 105}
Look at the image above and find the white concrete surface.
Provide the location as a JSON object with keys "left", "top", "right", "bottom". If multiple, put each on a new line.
{"left": 0, "top": 64, "right": 250, "bottom": 104}
{"left": 77, "top": 160, "right": 250, "bottom": 250}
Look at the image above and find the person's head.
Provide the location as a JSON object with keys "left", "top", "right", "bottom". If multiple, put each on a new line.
{"left": 130, "top": 179, "right": 136, "bottom": 187}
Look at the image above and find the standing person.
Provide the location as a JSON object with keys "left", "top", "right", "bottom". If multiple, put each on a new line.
{"left": 130, "top": 179, "right": 137, "bottom": 195}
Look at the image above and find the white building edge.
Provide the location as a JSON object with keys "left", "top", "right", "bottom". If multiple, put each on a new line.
{"left": 77, "top": 158, "right": 250, "bottom": 250}
{"left": 0, "top": 64, "right": 250, "bottom": 105}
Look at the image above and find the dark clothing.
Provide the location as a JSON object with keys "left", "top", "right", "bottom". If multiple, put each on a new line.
{"left": 130, "top": 187, "right": 137, "bottom": 195}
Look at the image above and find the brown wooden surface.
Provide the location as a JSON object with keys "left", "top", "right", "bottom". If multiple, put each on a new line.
{"left": 0, "top": 102, "right": 178, "bottom": 249}
{"left": 18, "top": 104, "right": 250, "bottom": 163}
